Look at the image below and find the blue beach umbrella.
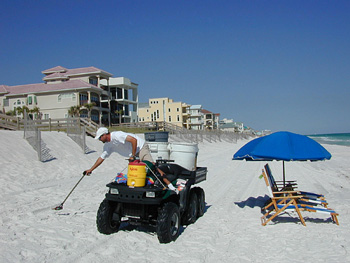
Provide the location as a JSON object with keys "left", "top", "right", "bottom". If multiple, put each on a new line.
{"left": 233, "top": 131, "right": 332, "bottom": 185}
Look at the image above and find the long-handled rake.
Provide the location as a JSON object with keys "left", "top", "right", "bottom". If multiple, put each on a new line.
{"left": 53, "top": 172, "right": 87, "bottom": 210}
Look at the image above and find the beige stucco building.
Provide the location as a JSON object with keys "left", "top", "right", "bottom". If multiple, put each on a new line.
{"left": 138, "top": 97, "right": 190, "bottom": 128}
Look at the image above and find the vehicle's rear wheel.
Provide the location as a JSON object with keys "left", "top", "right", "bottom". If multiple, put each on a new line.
{"left": 181, "top": 190, "right": 198, "bottom": 225}
{"left": 196, "top": 187, "right": 205, "bottom": 217}
{"left": 96, "top": 199, "right": 120, "bottom": 234}
{"left": 156, "top": 202, "right": 180, "bottom": 243}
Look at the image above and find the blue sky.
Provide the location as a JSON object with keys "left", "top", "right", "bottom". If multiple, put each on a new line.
{"left": 1, "top": 0, "right": 349, "bottom": 135}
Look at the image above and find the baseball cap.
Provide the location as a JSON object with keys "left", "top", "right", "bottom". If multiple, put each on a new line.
{"left": 95, "top": 127, "right": 109, "bottom": 140}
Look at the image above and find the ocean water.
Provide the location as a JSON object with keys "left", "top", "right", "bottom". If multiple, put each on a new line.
{"left": 308, "top": 133, "right": 350, "bottom": 147}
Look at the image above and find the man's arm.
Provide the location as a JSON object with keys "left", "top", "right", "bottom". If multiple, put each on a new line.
{"left": 85, "top": 157, "right": 104, "bottom": 175}
{"left": 125, "top": 135, "right": 138, "bottom": 157}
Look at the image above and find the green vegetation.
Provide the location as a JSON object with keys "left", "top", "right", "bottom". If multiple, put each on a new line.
{"left": 108, "top": 126, "right": 156, "bottom": 134}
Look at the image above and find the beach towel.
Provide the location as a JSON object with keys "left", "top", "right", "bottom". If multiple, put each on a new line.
{"left": 114, "top": 172, "right": 155, "bottom": 185}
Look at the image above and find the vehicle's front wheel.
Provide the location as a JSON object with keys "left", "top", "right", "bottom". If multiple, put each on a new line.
{"left": 96, "top": 199, "right": 120, "bottom": 235}
{"left": 156, "top": 202, "right": 180, "bottom": 243}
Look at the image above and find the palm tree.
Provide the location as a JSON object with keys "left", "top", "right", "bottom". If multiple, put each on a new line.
{"left": 115, "top": 109, "right": 123, "bottom": 124}
{"left": 16, "top": 106, "right": 30, "bottom": 118}
{"left": 5, "top": 109, "right": 17, "bottom": 116}
{"left": 83, "top": 102, "right": 96, "bottom": 120}
{"left": 68, "top": 105, "right": 82, "bottom": 117}
{"left": 30, "top": 106, "right": 41, "bottom": 119}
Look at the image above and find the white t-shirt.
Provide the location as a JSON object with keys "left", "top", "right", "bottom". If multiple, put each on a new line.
{"left": 100, "top": 131, "right": 145, "bottom": 159}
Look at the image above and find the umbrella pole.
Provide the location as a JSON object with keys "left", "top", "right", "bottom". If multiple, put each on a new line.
{"left": 283, "top": 161, "right": 285, "bottom": 187}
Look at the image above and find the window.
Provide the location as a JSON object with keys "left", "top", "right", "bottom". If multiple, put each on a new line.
{"left": 3, "top": 98, "right": 9, "bottom": 107}
{"left": 177, "top": 108, "right": 179, "bottom": 112}
{"left": 28, "top": 96, "right": 32, "bottom": 105}
{"left": 177, "top": 115, "right": 180, "bottom": 121}
{"left": 168, "top": 108, "right": 171, "bottom": 112}
{"left": 117, "top": 88, "right": 122, "bottom": 99}
{"left": 91, "top": 95, "right": 99, "bottom": 103}
{"left": 17, "top": 99, "right": 21, "bottom": 105}
{"left": 89, "top": 78, "right": 98, "bottom": 85}
{"left": 44, "top": 114, "right": 50, "bottom": 119}
{"left": 58, "top": 95, "right": 62, "bottom": 102}
{"left": 80, "top": 94, "right": 88, "bottom": 104}
{"left": 124, "top": 89, "right": 128, "bottom": 100}
{"left": 169, "top": 116, "right": 172, "bottom": 122}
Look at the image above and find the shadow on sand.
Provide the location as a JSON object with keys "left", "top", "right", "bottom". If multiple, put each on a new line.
{"left": 234, "top": 195, "right": 270, "bottom": 209}
{"left": 235, "top": 195, "right": 336, "bottom": 225}
{"left": 116, "top": 203, "right": 212, "bottom": 240}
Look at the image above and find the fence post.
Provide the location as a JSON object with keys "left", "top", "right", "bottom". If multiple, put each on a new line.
{"left": 23, "top": 116, "right": 26, "bottom": 139}
{"left": 37, "top": 128, "right": 42, "bottom": 161}
{"left": 82, "top": 125, "right": 86, "bottom": 154}
{"left": 49, "top": 118, "right": 52, "bottom": 131}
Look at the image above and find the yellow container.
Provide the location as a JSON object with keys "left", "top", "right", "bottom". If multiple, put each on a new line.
{"left": 127, "top": 160, "right": 147, "bottom": 187}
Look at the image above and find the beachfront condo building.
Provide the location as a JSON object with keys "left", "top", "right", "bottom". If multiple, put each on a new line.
{"left": 138, "top": 97, "right": 190, "bottom": 128}
{"left": 138, "top": 98, "right": 220, "bottom": 130}
{"left": 0, "top": 66, "right": 138, "bottom": 126}
{"left": 187, "top": 105, "right": 203, "bottom": 130}
{"left": 219, "top": 118, "right": 245, "bottom": 132}
{"left": 100, "top": 77, "right": 138, "bottom": 124}
{"left": 202, "top": 109, "right": 220, "bottom": 130}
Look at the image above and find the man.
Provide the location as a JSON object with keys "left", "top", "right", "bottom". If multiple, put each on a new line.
{"left": 84, "top": 127, "right": 178, "bottom": 193}
{"left": 84, "top": 127, "right": 153, "bottom": 175}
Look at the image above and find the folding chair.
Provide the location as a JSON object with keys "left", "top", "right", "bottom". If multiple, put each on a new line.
{"left": 260, "top": 168, "right": 339, "bottom": 226}
{"left": 264, "top": 164, "right": 327, "bottom": 207}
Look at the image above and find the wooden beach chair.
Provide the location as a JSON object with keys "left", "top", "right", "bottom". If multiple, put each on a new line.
{"left": 260, "top": 168, "right": 339, "bottom": 226}
{"left": 264, "top": 164, "right": 327, "bottom": 205}
{"left": 264, "top": 164, "right": 298, "bottom": 191}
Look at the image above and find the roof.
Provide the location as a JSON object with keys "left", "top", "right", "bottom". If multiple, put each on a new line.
{"left": 3, "top": 79, "right": 103, "bottom": 96}
{"left": 42, "top": 66, "right": 68, "bottom": 75}
{"left": 42, "top": 72, "right": 69, "bottom": 81}
{"left": 138, "top": 102, "right": 150, "bottom": 108}
{"left": 42, "top": 66, "right": 113, "bottom": 81}
{"left": 201, "top": 109, "right": 212, "bottom": 114}
{"left": 190, "top": 105, "right": 202, "bottom": 109}
{"left": 220, "top": 123, "right": 236, "bottom": 129}
{"left": 0, "top": 85, "right": 9, "bottom": 94}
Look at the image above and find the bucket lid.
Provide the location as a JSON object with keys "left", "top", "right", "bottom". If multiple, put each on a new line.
{"left": 128, "top": 160, "right": 146, "bottom": 166}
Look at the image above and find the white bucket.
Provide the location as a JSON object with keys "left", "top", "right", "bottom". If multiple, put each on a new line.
{"left": 168, "top": 142, "right": 198, "bottom": 171}
{"left": 148, "top": 142, "right": 170, "bottom": 161}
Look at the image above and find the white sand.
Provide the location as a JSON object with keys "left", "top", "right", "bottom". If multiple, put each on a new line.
{"left": 1, "top": 130, "right": 349, "bottom": 262}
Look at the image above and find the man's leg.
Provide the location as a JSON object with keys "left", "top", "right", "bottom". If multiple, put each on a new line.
{"left": 138, "top": 143, "right": 154, "bottom": 162}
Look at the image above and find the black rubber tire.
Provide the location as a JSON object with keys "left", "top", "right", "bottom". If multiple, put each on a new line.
{"left": 195, "top": 187, "right": 205, "bottom": 217}
{"left": 96, "top": 199, "right": 120, "bottom": 235}
{"left": 181, "top": 190, "right": 198, "bottom": 225}
{"left": 156, "top": 202, "right": 180, "bottom": 243}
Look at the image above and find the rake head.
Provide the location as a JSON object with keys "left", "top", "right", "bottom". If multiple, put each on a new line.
{"left": 52, "top": 203, "right": 63, "bottom": 210}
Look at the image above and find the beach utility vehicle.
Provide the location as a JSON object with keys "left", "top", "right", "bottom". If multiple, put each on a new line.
{"left": 96, "top": 159, "right": 207, "bottom": 243}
